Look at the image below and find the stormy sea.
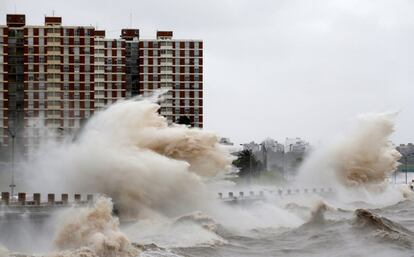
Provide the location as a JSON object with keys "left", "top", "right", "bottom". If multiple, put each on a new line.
{"left": 0, "top": 95, "right": 413, "bottom": 257}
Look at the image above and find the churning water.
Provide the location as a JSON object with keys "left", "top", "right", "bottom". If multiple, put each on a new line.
{"left": 1, "top": 96, "right": 413, "bottom": 257}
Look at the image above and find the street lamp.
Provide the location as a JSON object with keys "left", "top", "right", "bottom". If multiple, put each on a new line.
{"left": 6, "top": 128, "right": 16, "bottom": 197}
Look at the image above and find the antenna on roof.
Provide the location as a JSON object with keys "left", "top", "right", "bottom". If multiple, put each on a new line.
{"left": 129, "top": 13, "right": 132, "bottom": 28}
{"left": 52, "top": 10, "right": 55, "bottom": 16}
{"left": 14, "top": 4, "right": 16, "bottom": 13}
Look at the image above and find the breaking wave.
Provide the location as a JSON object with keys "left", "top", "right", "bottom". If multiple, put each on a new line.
{"left": 0, "top": 245, "right": 8, "bottom": 257}
{"left": 297, "top": 112, "right": 402, "bottom": 201}
{"left": 353, "top": 209, "right": 414, "bottom": 247}
{"left": 307, "top": 201, "right": 331, "bottom": 224}
{"left": 332, "top": 113, "right": 401, "bottom": 187}
{"left": 174, "top": 211, "right": 220, "bottom": 234}
{"left": 124, "top": 211, "right": 226, "bottom": 248}
{"left": 24, "top": 96, "right": 233, "bottom": 218}
{"left": 51, "top": 197, "right": 139, "bottom": 257}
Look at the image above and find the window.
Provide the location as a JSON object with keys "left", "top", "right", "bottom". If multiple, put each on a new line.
{"left": 76, "top": 28, "right": 82, "bottom": 36}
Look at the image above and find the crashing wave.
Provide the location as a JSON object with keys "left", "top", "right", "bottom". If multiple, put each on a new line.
{"left": 0, "top": 246, "right": 8, "bottom": 257}
{"left": 24, "top": 96, "right": 233, "bottom": 219}
{"left": 353, "top": 209, "right": 414, "bottom": 247}
{"left": 298, "top": 112, "right": 401, "bottom": 192}
{"left": 174, "top": 211, "right": 219, "bottom": 233}
{"left": 52, "top": 197, "right": 139, "bottom": 257}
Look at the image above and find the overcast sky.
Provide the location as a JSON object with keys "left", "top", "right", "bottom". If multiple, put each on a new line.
{"left": 1, "top": 0, "right": 413, "bottom": 145}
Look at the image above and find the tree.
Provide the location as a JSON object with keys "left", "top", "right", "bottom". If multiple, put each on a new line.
{"left": 232, "top": 149, "right": 262, "bottom": 177}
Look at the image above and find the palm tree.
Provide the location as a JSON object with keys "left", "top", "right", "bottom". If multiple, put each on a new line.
{"left": 233, "top": 149, "right": 262, "bottom": 177}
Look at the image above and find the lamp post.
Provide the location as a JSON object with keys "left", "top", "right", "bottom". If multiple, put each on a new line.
{"left": 6, "top": 128, "right": 16, "bottom": 197}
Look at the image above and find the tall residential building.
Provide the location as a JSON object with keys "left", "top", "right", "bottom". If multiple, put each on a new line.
{"left": 0, "top": 14, "right": 203, "bottom": 154}
{"left": 94, "top": 30, "right": 126, "bottom": 110}
{"left": 121, "top": 29, "right": 139, "bottom": 98}
{"left": 138, "top": 31, "right": 203, "bottom": 127}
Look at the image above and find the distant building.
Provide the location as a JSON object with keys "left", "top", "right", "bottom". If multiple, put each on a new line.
{"left": 263, "top": 138, "right": 284, "bottom": 153}
{"left": 261, "top": 138, "right": 284, "bottom": 172}
{"left": 242, "top": 141, "right": 261, "bottom": 152}
{"left": 285, "top": 137, "right": 310, "bottom": 153}
{"left": 397, "top": 143, "right": 414, "bottom": 155}
{"left": 396, "top": 143, "right": 414, "bottom": 173}
{"left": 238, "top": 138, "right": 311, "bottom": 179}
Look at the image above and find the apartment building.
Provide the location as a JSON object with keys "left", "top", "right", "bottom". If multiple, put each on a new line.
{"left": 138, "top": 31, "right": 203, "bottom": 127}
{"left": 0, "top": 14, "right": 203, "bottom": 153}
{"left": 121, "top": 29, "right": 139, "bottom": 98}
{"left": 94, "top": 30, "right": 127, "bottom": 109}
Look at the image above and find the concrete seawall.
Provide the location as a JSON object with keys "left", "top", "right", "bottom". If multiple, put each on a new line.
{"left": 218, "top": 187, "right": 334, "bottom": 204}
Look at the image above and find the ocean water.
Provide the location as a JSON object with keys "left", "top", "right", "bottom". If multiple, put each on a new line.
{"left": 132, "top": 186, "right": 414, "bottom": 257}
{"left": 2, "top": 187, "right": 414, "bottom": 257}
{"left": 172, "top": 199, "right": 414, "bottom": 257}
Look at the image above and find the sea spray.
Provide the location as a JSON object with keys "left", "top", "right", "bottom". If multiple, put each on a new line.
{"left": 52, "top": 197, "right": 139, "bottom": 257}
{"left": 0, "top": 245, "right": 8, "bottom": 257}
{"left": 23, "top": 97, "right": 233, "bottom": 218}
{"left": 297, "top": 112, "right": 401, "bottom": 190}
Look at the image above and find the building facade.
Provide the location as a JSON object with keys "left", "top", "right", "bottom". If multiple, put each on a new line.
{"left": 138, "top": 31, "right": 203, "bottom": 127}
{"left": 0, "top": 14, "right": 203, "bottom": 153}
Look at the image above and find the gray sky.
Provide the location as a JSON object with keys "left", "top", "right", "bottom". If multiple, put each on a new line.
{"left": 1, "top": 0, "right": 413, "bottom": 145}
